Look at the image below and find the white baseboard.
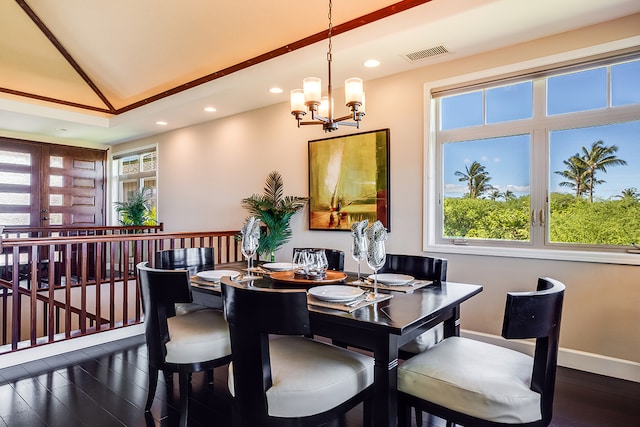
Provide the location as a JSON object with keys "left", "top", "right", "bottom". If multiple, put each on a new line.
{"left": 0, "top": 324, "right": 145, "bottom": 370}
{"left": 461, "top": 330, "right": 640, "bottom": 383}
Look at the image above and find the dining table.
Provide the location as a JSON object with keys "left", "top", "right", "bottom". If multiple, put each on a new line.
{"left": 189, "top": 262, "right": 482, "bottom": 427}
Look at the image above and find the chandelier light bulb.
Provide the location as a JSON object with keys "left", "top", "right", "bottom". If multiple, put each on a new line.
{"left": 345, "top": 78, "right": 364, "bottom": 105}
{"left": 290, "top": 89, "right": 305, "bottom": 113}
{"left": 303, "top": 77, "right": 322, "bottom": 105}
{"left": 319, "top": 96, "right": 330, "bottom": 118}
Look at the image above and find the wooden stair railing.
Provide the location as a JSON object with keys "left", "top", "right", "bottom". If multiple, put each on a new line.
{"left": 0, "top": 229, "right": 241, "bottom": 354}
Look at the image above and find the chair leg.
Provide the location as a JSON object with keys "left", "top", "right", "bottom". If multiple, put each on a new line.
{"left": 207, "top": 369, "right": 214, "bottom": 385}
{"left": 446, "top": 421, "right": 455, "bottom": 427}
{"left": 145, "top": 368, "right": 158, "bottom": 411}
{"left": 179, "top": 372, "right": 190, "bottom": 427}
{"left": 397, "top": 399, "right": 411, "bottom": 427}
{"left": 415, "top": 407, "right": 423, "bottom": 426}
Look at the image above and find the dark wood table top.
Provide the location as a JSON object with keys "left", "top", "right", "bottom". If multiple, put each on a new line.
{"left": 191, "top": 263, "right": 482, "bottom": 337}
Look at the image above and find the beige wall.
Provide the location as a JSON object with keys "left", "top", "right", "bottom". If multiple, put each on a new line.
{"left": 113, "top": 16, "right": 640, "bottom": 375}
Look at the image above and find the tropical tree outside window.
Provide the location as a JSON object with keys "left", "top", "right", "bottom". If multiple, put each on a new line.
{"left": 435, "top": 56, "right": 640, "bottom": 252}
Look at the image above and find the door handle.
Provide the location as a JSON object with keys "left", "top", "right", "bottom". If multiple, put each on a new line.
{"left": 538, "top": 209, "right": 545, "bottom": 226}
{"left": 530, "top": 210, "right": 537, "bottom": 226}
{"left": 41, "top": 216, "right": 48, "bottom": 221}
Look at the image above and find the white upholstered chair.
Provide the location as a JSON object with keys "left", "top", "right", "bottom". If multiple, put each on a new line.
{"left": 397, "top": 277, "right": 565, "bottom": 427}
{"left": 221, "top": 279, "right": 374, "bottom": 426}
{"left": 137, "top": 262, "right": 232, "bottom": 427}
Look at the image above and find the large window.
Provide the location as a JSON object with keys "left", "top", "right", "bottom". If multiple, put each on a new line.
{"left": 434, "top": 55, "right": 640, "bottom": 254}
{"left": 112, "top": 148, "right": 157, "bottom": 225}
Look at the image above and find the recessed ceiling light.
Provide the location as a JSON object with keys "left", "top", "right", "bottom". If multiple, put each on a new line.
{"left": 363, "top": 59, "right": 380, "bottom": 68}
{"left": 204, "top": 106, "right": 217, "bottom": 112}
{"left": 156, "top": 121, "right": 168, "bottom": 126}
{"left": 269, "top": 87, "right": 283, "bottom": 94}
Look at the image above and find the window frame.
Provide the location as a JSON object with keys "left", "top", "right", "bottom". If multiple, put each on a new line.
{"left": 424, "top": 48, "right": 640, "bottom": 266}
{"left": 110, "top": 145, "right": 158, "bottom": 225}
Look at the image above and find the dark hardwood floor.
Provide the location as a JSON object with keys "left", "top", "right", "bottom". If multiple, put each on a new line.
{"left": 0, "top": 335, "right": 638, "bottom": 426}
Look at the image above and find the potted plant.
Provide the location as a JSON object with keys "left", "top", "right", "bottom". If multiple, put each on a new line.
{"left": 241, "top": 171, "right": 308, "bottom": 260}
{"left": 113, "top": 187, "right": 156, "bottom": 226}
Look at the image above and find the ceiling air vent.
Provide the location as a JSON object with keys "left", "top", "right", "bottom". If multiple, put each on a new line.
{"left": 403, "top": 45, "right": 449, "bottom": 63}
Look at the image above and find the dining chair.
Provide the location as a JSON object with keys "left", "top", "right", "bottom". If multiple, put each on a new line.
{"left": 293, "top": 247, "right": 345, "bottom": 271}
{"left": 221, "top": 280, "right": 374, "bottom": 426}
{"left": 397, "top": 277, "right": 565, "bottom": 427}
{"left": 155, "top": 247, "right": 217, "bottom": 314}
{"left": 379, "top": 254, "right": 448, "bottom": 356}
{"left": 136, "top": 262, "right": 232, "bottom": 427}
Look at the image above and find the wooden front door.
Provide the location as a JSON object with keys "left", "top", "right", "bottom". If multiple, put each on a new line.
{"left": 0, "top": 137, "right": 106, "bottom": 228}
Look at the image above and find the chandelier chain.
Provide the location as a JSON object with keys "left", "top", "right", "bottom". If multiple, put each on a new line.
{"left": 327, "top": 0, "right": 332, "bottom": 62}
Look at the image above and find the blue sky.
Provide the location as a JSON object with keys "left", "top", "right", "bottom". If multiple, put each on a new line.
{"left": 442, "top": 59, "right": 640, "bottom": 199}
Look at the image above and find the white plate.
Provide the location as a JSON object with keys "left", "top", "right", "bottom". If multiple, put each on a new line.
{"left": 196, "top": 270, "right": 240, "bottom": 282}
{"left": 367, "top": 273, "right": 414, "bottom": 285}
{"left": 262, "top": 262, "right": 295, "bottom": 271}
{"left": 308, "top": 285, "right": 364, "bottom": 302}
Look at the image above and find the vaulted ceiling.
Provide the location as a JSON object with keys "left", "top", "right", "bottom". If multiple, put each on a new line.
{"left": 1, "top": 0, "right": 639, "bottom": 145}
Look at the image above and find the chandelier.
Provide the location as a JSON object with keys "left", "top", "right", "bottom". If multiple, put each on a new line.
{"left": 290, "top": 0, "right": 365, "bottom": 132}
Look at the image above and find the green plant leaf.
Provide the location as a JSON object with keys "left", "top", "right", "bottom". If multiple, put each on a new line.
{"left": 241, "top": 171, "right": 308, "bottom": 257}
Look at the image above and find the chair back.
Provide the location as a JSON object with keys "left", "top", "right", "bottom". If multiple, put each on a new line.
{"left": 222, "top": 281, "right": 310, "bottom": 414}
{"left": 293, "top": 247, "right": 345, "bottom": 271}
{"left": 379, "top": 254, "right": 448, "bottom": 282}
{"left": 137, "top": 262, "right": 193, "bottom": 368}
{"left": 155, "top": 247, "right": 215, "bottom": 276}
{"left": 502, "top": 277, "right": 565, "bottom": 425}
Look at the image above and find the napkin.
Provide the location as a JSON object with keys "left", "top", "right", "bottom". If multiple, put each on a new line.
{"left": 350, "top": 219, "right": 368, "bottom": 259}
{"left": 366, "top": 220, "right": 387, "bottom": 267}
{"left": 241, "top": 216, "right": 261, "bottom": 252}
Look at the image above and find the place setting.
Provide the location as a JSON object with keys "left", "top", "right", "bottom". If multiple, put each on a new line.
{"left": 307, "top": 220, "right": 393, "bottom": 312}
{"left": 306, "top": 284, "right": 392, "bottom": 313}
{"left": 191, "top": 269, "right": 242, "bottom": 289}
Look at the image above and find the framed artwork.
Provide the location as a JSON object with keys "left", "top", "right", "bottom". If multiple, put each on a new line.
{"left": 308, "top": 128, "right": 390, "bottom": 231}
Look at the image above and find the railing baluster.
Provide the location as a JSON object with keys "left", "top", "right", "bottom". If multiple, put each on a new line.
{"left": 80, "top": 242, "right": 88, "bottom": 334}
{"left": 64, "top": 243, "right": 72, "bottom": 339}
{"left": 95, "top": 241, "right": 103, "bottom": 331}
{"left": 11, "top": 246, "right": 20, "bottom": 351}
{"left": 30, "top": 245, "right": 38, "bottom": 345}
{"left": 48, "top": 244, "right": 55, "bottom": 340}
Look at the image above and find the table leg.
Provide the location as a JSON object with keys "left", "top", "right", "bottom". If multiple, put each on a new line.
{"left": 443, "top": 305, "right": 461, "bottom": 338}
{"left": 371, "top": 334, "right": 400, "bottom": 427}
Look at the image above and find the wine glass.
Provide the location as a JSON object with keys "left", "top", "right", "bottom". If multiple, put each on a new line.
{"left": 349, "top": 237, "right": 367, "bottom": 284}
{"left": 366, "top": 240, "right": 386, "bottom": 296}
{"left": 315, "top": 249, "right": 328, "bottom": 278}
{"left": 241, "top": 233, "right": 259, "bottom": 280}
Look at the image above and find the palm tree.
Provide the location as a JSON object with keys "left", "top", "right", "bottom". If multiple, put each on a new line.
{"left": 488, "top": 189, "right": 502, "bottom": 201}
{"left": 241, "top": 171, "right": 308, "bottom": 259}
{"left": 576, "top": 140, "right": 627, "bottom": 202}
{"left": 113, "top": 187, "right": 156, "bottom": 226}
{"left": 455, "top": 161, "right": 494, "bottom": 199}
{"left": 616, "top": 187, "right": 640, "bottom": 202}
{"left": 555, "top": 154, "right": 589, "bottom": 198}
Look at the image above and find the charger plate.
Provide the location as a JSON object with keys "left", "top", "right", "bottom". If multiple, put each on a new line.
{"left": 308, "top": 285, "right": 364, "bottom": 302}
{"left": 196, "top": 270, "right": 240, "bottom": 282}
{"left": 270, "top": 270, "right": 347, "bottom": 284}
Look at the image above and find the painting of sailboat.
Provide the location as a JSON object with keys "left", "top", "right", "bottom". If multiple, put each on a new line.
{"left": 308, "top": 129, "right": 389, "bottom": 231}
